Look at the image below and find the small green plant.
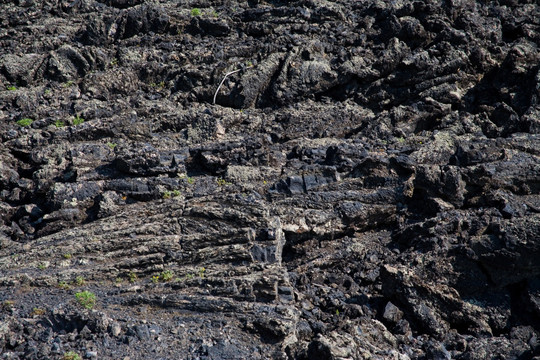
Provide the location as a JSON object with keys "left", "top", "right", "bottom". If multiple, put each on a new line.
{"left": 128, "top": 272, "right": 137, "bottom": 283}
{"left": 63, "top": 253, "right": 72, "bottom": 259}
{"left": 185, "top": 273, "right": 195, "bottom": 280}
{"left": 191, "top": 8, "right": 201, "bottom": 16}
{"left": 63, "top": 351, "right": 81, "bottom": 360}
{"left": 110, "top": 58, "right": 118, "bottom": 66}
{"left": 74, "top": 276, "right": 85, "bottom": 286}
{"left": 335, "top": 309, "right": 340, "bottom": 316}
{"left": 31, "top": 307, "right": 46, "bottom": 316}
{"left": 164, "top": 189, "right": 181, "bottom": 199}
{"left": 3, "top": 300, "right": 15, "bottom": 309}
{"left": 187, "top": 177, "right": 195, "bottom": 185}
{"left": 160, "top": 270, "right": 174, "bottom": 282}
{"left": 16, "top": 118, "right": 33, "bottom": 127}
{"left": 62, "top": 80, "right": 74, "bottom": 88}
{"left": 37, "top": 262, "right": 47, "bottom": 270}
{"left": 6, "top": 85, "right": 16, "bottom": 91}
{"left": 75, "top": 291, "right": 96, "bottom": 309}
{"left": 199, "top": 267, "right": 206, "bottom": 278}
{"left": 58, "top": 281, "right": 70, "bottom": 290}
{"left": 216, "top": 178, "right": 231, "bottom": 186}
{"left": 151, "top": 275, "right": 160, "bottom": 283}
{"left": 150, "top": 81, "right": 165, "bottom": 88}
{"left": 54, "top": 119, "right": 65, "bottom": 128}
{"left": 44, "top": 88, "right": 51, "bottom": 95}
{"left": 107, "top": 142, "right": 117, "bottom": 149}
{"left": 211, "top": 10, "right": 218, "bottom": 17}
{"left": 73, "top": 115, "right": 85, "bottom": 125}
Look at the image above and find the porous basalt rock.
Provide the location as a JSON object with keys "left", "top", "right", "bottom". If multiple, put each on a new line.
{"left": 1, "top": 0, "right": 539, "bottom": 359}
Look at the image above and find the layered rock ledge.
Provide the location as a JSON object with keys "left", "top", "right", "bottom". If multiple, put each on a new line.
{"left": 1, "top": 0, "right": 539, "bottom": 359}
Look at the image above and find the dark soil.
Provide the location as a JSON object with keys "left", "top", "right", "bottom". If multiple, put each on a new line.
{"left": 1, "top": 0, "right": 540, "bottom": 359}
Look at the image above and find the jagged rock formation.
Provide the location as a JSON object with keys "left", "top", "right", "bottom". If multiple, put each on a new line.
{"left": 1, "top": 0, "right": 539, "bottom": 359}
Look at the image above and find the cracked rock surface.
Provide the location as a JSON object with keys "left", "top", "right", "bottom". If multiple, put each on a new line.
{"left": 1, "top": 0, "right": 539, "bottom": 359}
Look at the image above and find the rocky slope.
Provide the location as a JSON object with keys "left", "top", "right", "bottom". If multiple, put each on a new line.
{"left": 1, "top": 0, "right": 539, "bottom": 359}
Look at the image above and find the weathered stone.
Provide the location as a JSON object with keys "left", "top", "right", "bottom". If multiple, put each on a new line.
{"left": 1, "top": 0, "right": 539, "bottom": 358}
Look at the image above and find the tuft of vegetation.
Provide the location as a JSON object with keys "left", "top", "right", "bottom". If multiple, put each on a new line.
{"left": 199, "top": 267, "right": 206, "bottom": 278}
{"left": 16, "top": 118, "right": 33, "bottom": 127}
{"left": 3, "top": 300, "right": 15, "bottom": 310}
{"left": 37, "top": 262, "right": 47, "bottom": 270}
{"left": 150, "top": 81, "right": 165, "bottom": 89}
{"left": 58, "top": 281, "right": 70, "bottom": 290}
{"left": 62, "top": 80, "right": 74, "bottom": 88}
{"left": 160, "top": 270, "right": 174, "bottom": 282}
{"left": 74, "top": 276, "right": 85, "bottom": 286}
{"left": 128, "top": 272, "right": 138, "bottom": 283}
{"left": 63, "top": 253, "right": 72, "bottom": 259}
{"left": 107, "top": 142, "right": 117, "bottom": 149}
{"left": 6, "top": 85, "right": 16, "bottom": 91}
{"left": 191, "top": 8, "right": 201, "bottom": 16}
{"left": 152, "top": 270, "right": 175, "bottom": 283}
{"left": 184, "top": 273, "right": 195, "bottom": 280}
{"left": 63, "top": 351, "right": 81, "bottom": 360}
{"left": 31, "top": 307, "right": 46, "bottom": 316}
{"left": 54, "top": 119, "right": 65, "bottom": 128}
{"left": 216, "top": 178, "right": 231, "bottom": 186}
{"left": 187, "top": 177, "right": 195, "bottom": 185}
{"left": 163, "top": 189, "right": 181, "bottom": 199}
{"left": 75, "top": 291, "right": 96, "bottom": 309}
{"left": 73, "top": 115, "right": 85, "bottom": 125}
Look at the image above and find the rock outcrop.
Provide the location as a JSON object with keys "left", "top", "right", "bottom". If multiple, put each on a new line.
{"left": 1, "top": 0, "right": 539, "bottom": 359}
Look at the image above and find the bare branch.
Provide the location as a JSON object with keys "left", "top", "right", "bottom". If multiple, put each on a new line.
{"left": 212, "top": 69, "right": 242, "bottom": 105}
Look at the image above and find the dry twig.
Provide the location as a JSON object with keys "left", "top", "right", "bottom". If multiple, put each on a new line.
{"left": 213, "top": 69, "right": 242, "bottom": 105}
